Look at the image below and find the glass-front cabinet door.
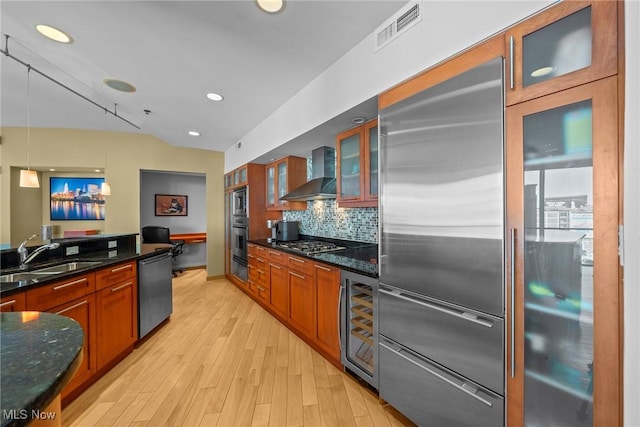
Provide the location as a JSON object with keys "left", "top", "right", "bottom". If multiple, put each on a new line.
{"left": 506, "top": 77, "right": 620, "bottom": 426}
{"left": 337, "top": 126, "right": 363, "bottom": 202}
{"left": 364, "top": 119, "right": 378, "bottom": 202}
{"left": 277, "top": 162, "right": 287, "bottom": 206}
{"left": 266, "top": 165, "right": 275, "bottom": 207}
{"left": 505, "top": 1, "right": 617, "bottom": 106}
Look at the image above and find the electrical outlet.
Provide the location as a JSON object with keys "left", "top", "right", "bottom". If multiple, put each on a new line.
{"left": 66, "top": 246, "right": 79, "bottom": 256}
{"left": 108, "top": 250, "right": 117, "bottom": 258}
{"left": 108, "top": 240, "right": 117, "bottom": 248}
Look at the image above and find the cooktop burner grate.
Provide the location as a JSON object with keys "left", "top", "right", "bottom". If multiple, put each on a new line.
{"left": 276, "top": 240, "right": 346, "bottom": 255}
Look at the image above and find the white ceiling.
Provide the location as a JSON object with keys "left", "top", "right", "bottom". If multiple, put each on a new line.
{"left": 0, "top": 1, "right": 405, "bottom": 162}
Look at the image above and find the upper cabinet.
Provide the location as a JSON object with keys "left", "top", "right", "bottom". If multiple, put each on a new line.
{"left": 336, "top": 118, "right": 378, "bottom": 208}
{"left": 224, "top": 165, "right": 247, "bottom": 191}
{"left": 505, "top": 1, "right": 617, "bottom": 106}
{"left": 265, "top": 156, "right": 307, "bottom": 211}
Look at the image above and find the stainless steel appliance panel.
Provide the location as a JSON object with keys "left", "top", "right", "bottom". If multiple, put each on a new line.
{"left": 381, "top": 233, "right": 503, "bottom": 316}
{"left": 231, "top": 224, "right": 248, "bottom": 260}
{"left": 379, "top": 57, "right": 504, "bottom": 316}
{"left": 138, "top": 251, "right": 173, "bottom": 338}
{"left": 232, "top": 255, "right": 248, "bottom": 281}
{"left": 379, "top": 284, "right": 503, "bottom": 393}
{"left": 379, "top": 335, "right": 504, "bottom": 427}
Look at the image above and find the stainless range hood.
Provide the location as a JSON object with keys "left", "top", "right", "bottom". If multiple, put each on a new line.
{"left": 280, "top": 146, "right": 336, "bottom": 201}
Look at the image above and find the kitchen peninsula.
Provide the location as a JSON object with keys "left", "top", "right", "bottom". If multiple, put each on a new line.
{"left": 0, "top": 234, "right": 172, "bottom": 406}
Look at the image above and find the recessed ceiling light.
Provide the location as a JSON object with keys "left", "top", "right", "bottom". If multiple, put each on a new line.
{"left": 49, "top": 168, "right": 56, "bottom": 172}
{"left": 206, "top": 92, "right": 224, "bottom": 102}
{"left": 95, "top": 169, "right": 101, "bottom": 173}
{"left": 256, "top": 0, "right": 284, "bottom": 13}
{"left": 531, "top": 66, "right": 555, "bottom": 78}
{"left": 353, "top": 117, "right": 366, "bottom": 124}
{"left": 188, "top": 131, "right": 201, "bottom": 136}
{"left": 35, "top": 24, "right": 73, "bottom": 44}
{"left": 103, "top": 79, "right": 137, "bottom": 93}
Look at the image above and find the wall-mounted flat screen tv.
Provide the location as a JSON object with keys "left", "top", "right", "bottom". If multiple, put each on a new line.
{"left": 50, "top": 177, "right": 106, "bottom": 221}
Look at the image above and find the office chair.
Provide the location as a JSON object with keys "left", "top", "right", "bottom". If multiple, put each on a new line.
{"left": 141, "top": 226, "right": 185, "bottom": 277}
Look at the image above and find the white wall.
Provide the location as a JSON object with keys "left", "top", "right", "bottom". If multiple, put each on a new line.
{"left": 624, "top": 2, "right": 639, "bottom": 425}
{"left": 224, "top": 1, "right": 554, "bottom": 171}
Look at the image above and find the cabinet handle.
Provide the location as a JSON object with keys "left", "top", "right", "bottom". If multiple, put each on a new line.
{"left": 269, "top": 251, "right": 283, "bottom": 257}
{"left": 0, "top": 299, "right": 17, "bottom": 308}
{"left": 289, "top": 257, "right": 305, "bottom": 264}
{"left": 111, "top": 264, "right": 132, "bottom": 273}
{"left": 270, "top": 264, "right": 282, "bottom": 270}
{"left": 510, "top": 228, "right": 516, "bottom": 378}
{"left": 289, "top": 271, "right": 306, "bottom": 280}
{"left": 257, "top": 286, "right": 266, "bottom": 292}
{"left": 509, "top": 36, "right": 515, "bottom": 90}
{"left": 53, "top": 278, "right": 87, "bottom": 291}
{"left": 315, "top": 265, "right": 331, "bottom": 272}
{"left": 55, "top": 299, "right": 88, "bottom": 315}
{"left": 111, "top": 282, "right": 133, "bottom": 292}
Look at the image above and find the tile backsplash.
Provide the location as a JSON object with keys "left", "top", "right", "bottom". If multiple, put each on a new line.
{"left": 283, "top": 199, "right": 378, "bottom": 243}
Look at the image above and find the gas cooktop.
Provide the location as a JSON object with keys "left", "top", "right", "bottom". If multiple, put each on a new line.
{"left": 275, "top": 240, "right": 346, "bottom": 255}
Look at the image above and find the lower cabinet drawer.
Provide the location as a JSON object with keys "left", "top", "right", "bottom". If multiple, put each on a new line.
{"left": 379, "top": 336, "right": 504, "bottom": 427}
{"left": 26, "top": 273, "right": 96, "bottom": 311}
{"left": 96, "top": 261, "right": 136, "bottom": 291}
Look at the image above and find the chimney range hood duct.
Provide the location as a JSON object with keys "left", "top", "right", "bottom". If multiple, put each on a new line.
{"left": 280, "top": 146, "right": 336, "bottom": 201}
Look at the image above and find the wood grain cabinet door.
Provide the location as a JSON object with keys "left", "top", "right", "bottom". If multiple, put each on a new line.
{"left": 96, "top": 278, "right": 137, "bottom": 369}
{"left": 0, "top": 293, "right": 26, "bottom": 312}
{"left": 287, "top": 269, "right": 316, "bottom": 339}
{"left": 269, "top": 262, "right": 288, "bottom": 320}
{"left": 314, "top": 263, "right": 341, "bottom": 362}
{"left": 50, "top": 294, "right": 97, "bottom": 400}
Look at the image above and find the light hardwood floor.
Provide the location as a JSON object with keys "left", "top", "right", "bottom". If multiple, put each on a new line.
{"left": 63, "top": 269, "right": 412, "bottom": 426}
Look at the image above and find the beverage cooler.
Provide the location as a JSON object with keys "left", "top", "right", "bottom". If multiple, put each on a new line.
{"left": 340, "top": 270, "right": 378, "bottom": 389}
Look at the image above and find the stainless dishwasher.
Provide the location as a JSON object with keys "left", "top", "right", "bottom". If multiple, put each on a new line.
{"left": 138, "top": 250, "right": 173, "bottom": 338}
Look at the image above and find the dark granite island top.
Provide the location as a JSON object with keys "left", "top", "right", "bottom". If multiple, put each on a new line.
{"left": 1, "top": 312, "right": 84, "bottom": 427}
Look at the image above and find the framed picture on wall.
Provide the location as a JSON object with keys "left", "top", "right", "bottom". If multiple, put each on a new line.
{"left": 155, "top": 194, "right": 188, "bottom": 216}
{"left": 50, "top": 177, "right": 106, "bottom": 220}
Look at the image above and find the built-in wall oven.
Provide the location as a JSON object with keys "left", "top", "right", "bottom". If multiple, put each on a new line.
{"left": 340, "top": 270, "right": 378, "bottom": 389}
{"left": 231, "top": 188, "right": 248, "bottom": 281}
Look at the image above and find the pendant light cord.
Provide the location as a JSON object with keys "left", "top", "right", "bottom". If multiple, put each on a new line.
{"left": 26, "top": 65, "right": 31, "bottom": 171}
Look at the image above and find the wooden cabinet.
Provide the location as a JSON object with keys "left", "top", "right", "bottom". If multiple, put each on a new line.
{"left": 287, "top": 256, "right": 316, "bottom": 338}
{"left": 336, "top": 119, "right": 378, "bottom": 207}
{"left": 26, "top": 273, "right": 96, "bottom": 311}
{"left": 314, "top": 263, "right": 341, "bottom": 361}
{"left": 242, "top": 244, "right": 342, "bottom": 366}
{"left": 505, "top": 1, "right": 617, "bottom": 106}
{"left": 49, "top": 294, "right": 97, "bottom": 401}
{"left": 25, "top": 272, "right": 98, "bottom": 402}
{"left": 0, "top": 292, "right": 26, "bottom": 312}
{"left": 505, "top": 76, "right": 620, "bottom": 427}
{"left": 265, "top": 156, "right": 307, "bottom": 211}
{"left": 268, "top": 261, "right": 287, "bottom": 319}
{"left": 95, "top": 261, "right": 137, "bottom": 370}
{"left": 224, "top": 164, "right": 247, "bottom": 190}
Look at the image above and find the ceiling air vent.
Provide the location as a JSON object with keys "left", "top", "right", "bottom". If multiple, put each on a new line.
{"left": 374, "top": 0, "right": 423, "bottom": 52}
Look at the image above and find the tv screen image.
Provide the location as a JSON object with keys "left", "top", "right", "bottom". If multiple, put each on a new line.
{"left": 50, "top": 177, "right": 106, "bottom": 221}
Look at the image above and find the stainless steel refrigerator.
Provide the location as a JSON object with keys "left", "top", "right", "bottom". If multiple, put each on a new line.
{"left": 379, "top": 57, "right": 505, "bottom": 426}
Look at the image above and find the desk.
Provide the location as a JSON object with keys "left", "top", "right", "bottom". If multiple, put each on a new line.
{"left": 170, "top": 233, "right": 206, "bottom": 245}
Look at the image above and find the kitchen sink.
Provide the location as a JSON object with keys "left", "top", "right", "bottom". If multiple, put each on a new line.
{"left": 31, "top": 261, "right": 103, "bottom": 274}
{"left": 0, "top": 261, "right": 103, "bottom": 283}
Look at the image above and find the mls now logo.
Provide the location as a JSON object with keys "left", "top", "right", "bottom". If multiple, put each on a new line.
{"left": 3, "top": 409, "right": 56, "bottom": 421}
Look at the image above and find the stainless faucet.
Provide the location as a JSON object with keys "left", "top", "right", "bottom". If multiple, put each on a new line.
{"left": 17, "top": 234, "right": 61, "bottom": 269}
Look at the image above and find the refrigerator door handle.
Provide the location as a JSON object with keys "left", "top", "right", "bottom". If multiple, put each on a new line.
{"left": 380, "top": 340, "right": 494, "bottom": 407}
{"left": 510, "top": 228, "right": 516, "bottom": 378}
{"left": 379, "top": 287, "right": 494, "bottom": 328}
{"left": 338, "top": 282, "right": 344, "bottom": 352}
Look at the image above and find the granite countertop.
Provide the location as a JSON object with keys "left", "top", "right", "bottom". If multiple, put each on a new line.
{"left": 0, "top": 248, "right": 170, "bottom": 297}
{"left": 250, "top": 236, "right": 378, "bottom": 278}
{"left": 1, "top": 312, "right": 84, "bottom": 427}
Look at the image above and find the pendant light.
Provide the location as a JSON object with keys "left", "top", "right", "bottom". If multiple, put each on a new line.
{"left": 19, "top": 66, "right": 40, "bottom": 188}
{"left": 101, "top": 107, "right": 111, "bottom": 195}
